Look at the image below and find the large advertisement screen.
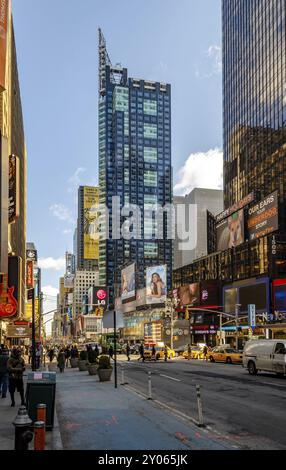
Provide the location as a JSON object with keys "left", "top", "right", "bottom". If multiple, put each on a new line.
{"left": 200, "top": 280, "right": 220, "bottom": 307}
{"left": 224, "top": 288, "right": 238, "bottom": 314}
{"left": 217, "top": 209, "right": 244, "bottom": 251}
{"left": 273, "top": 279, "right": 286, "bottom": 313}
{"left": 84, "top": 186, "right": 99, "bottom": 260}
{"left": 247, "top": 191, "right": 278, "bottom": 241}
{"left": 224, "top": 278, "right": 269, "bottom": 314}
{"left": 121, "top": 263, "right": 136, "bottom": 302}
{"left": 178, "top": 283, "right": 200, "bottom": 307}
{"left": 146, "top": 265, "right": 167, "bottom": 305}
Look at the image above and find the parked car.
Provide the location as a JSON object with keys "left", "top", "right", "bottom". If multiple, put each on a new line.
{"left": 243, "top": 339, "right": 286, "bottom": 376}
{"left": 144, "top": 345, "right": 176, "bottom": 360}
{"left": 207, "top": 346, "right": 243, "bottom": 364}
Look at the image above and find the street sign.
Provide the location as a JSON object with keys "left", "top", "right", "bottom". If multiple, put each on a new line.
{"left": 248, "top": 304, "right": 256, "bottom": 329}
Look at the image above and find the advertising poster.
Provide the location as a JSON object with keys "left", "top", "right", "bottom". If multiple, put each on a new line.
{"left": 217, "top": 209, "right": 244, "bottom": 251}
{"left": 121, "top": 263, "right": 136, "bottom": 302}
{"left": 64, "top": 274, "right": 74, "bottom": 289}
{"left": 178, "top": 283, "right": 200, "bottom": 307}
{"left": 8, "top": 155, "right": 19, "bottom": 223}
{"left": 200, "top": 280, "right": 220, "bottom": 307}
{"left": 26, "top": 248, "right": 37, "bottom": 263}
{"left": 247, "top": 191, "right": 278, "bottom": 241}
{"left": 146, "top": 265, "right": 167, "bottom": 305}
{"left": 83, "top": 186, "right": 99, "bottom": 260}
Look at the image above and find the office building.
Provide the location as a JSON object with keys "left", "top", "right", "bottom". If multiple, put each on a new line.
{"left": 72, "top": 270, "right": 99, "bottom": 337}
{"left": 76, "top": 186, "right": 99, "bottom": 271}
{"left": 98, "top": 29, "right": 172, "bottom": 305}
{"left": 174, "top": 188, "right": 223, "bottom": 270}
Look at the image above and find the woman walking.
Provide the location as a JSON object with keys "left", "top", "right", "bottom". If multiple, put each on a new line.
{"left": 57, "top": 349, "right": 66, "bottom": 373}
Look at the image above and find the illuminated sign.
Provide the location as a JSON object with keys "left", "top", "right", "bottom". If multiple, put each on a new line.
{"left": 247, "top": 191, "right": 278, "bottom": 241}
{"left": 215, "top": 192, "right": 254, "bottom": 223}
{"left": 26, "top": 261, "right": 34, "bottom": 288}
{"left": 0, "top": 273, "right": 18, "bottom": 318}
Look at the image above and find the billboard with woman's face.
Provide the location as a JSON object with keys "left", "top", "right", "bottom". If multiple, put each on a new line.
{"left": 146, "top": 265, "right": 167, "bottom": 304}
{"left": 121, "top": 263, "right": 136, "bottom": 302}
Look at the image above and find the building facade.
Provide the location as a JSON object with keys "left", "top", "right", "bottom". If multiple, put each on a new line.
{"left": 76, "top": 186, "right": 99, "bottom": 271}
{"left": 174, "top": 188, "right": 223, "bottom": 270}
{"left": 72, "top": 270, "right": 99, "bottom": 337}
{"left": 173, "top": 1, "right": 286, "bottom": 345}
{"left": 98, "top": 29, "right": 172, "bottom": 306}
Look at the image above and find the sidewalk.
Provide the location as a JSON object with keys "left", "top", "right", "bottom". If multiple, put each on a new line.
{"left": 0, "top": 364, "right": 63, "bottom": 451}
{"left": 55, "top": 367, "right": 235, "bottom": 450}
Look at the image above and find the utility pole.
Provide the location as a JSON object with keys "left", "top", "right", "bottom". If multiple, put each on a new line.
{"left": 235, "top": 304, "right": 241, "bottom": 350}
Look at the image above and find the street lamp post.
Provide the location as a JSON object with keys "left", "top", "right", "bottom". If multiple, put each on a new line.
{"left": 235, "top": 304, "right": 241, "bottom": 350}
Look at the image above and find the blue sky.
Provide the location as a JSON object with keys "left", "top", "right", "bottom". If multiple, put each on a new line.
{"left": 13, "top": 0, "right": 222, "bottom": 332}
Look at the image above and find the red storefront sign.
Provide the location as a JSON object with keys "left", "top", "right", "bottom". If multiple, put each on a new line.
{"left": 0, "top": 274, "right": 18, "bottom": 318}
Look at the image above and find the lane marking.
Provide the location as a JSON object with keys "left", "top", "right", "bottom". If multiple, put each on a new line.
{"left": 159, "top": 374, "right": 181, "bottom": 382}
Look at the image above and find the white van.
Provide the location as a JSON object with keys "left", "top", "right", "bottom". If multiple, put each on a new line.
{"left": 243, "top": 339, "right": 286, "bottom": 376}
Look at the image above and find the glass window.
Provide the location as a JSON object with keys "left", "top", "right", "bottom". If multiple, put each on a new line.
{"left": 144, "top": 242, "right": 158, "bottom": 258}
{"left": 144, "top": 170, "right": 157, "bottom": 187}
{"left": 144, "top": 123, "right": 157, "bottom": 139}
{"left": 144, "top": 99, "right": 157, "bottom": 116}
{"left": 144, "top": 147, "right": 157, "bottom": 163}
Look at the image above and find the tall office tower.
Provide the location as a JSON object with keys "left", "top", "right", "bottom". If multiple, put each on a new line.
{"left": 98, "top": 29, "right": 172, "bottom": 305}
{"left": 77, "top": 186, "right": 99, "bottom": 271}
{"left": 223, "top": 0, "right": 286, "bottom": 208}
{"left": 0, "top": 2, "right": 26, "bottom": 322}
{"left": 73, "top": 228, "right": 78, "bottom": 268}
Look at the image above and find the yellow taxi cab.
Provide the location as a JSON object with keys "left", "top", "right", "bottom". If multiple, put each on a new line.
{"left": 207, "top": 346, "right": 243, "bottom": 364}
{"left": 144, "top": 344, "right": 176, "bottom": 360}
{"left": 182, "top": 345, "right": 204, "bottom": 360}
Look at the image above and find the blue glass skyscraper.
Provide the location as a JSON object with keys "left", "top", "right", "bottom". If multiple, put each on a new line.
{"left": 98, "top": 29, "right": 172, "bottom": 306}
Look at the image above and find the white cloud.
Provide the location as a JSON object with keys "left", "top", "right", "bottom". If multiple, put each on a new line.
{"left": 62, "top": 229, "right": 72, "bottom": 235}
{"left": 38, "top": 257, "right": 66, "bottom": 271}
{"left": 174, "top": 148, "right": 223, "bottom": 196}
{"left": 42, "top": 285, "right": 59, "bottom": 337}
{"left": 49, "top": 204, "right": 75, "bottom": 224}
{"left": 68, "top": 167, "right": 86, "bottom": 193}
{"left": 207, "top": 45, "right": 222, "bottom": 75}
{"left": 195, "top": 44, "right": 222, "bottom": 79}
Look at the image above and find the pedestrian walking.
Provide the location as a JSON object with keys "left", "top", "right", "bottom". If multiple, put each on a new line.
{"left": 164, "top": 345, "right": 168, "bottom": 362}
{"left": 7, "top": 348, "right": 25, "bottom": 407}
{"left": 94, "top": 344, "right": 99, "bottom": 360}
{"left": 28, "top": 346, "right": 32, "bottom": 365}
{"left": 108, "top": 345, "right": 114, "bottom": 360}
{"left": 65, "top": 346, "right": 71, "bottom": 367}
{"left": 57, "top": 349, "right": 66, "bottom": 373}
{"left": 48, "top": 348, "right": 54, "bottom": 363}
{"left": 151, "top": 345, "right": 156, "bottom": 361}
{"left": 0, "top": 345, "right": 9, "bottom": 398}
{"left": 126, "top": 342, "right": 130, "bottom": 362}
{"left": 187, "top": 344, "right": 192, "bottom": 360}
{"left": 203, "top": 345, "right": 208, "bottom": 361}
{"left": 138, "top": 343, "right": 145, "bottom": 362}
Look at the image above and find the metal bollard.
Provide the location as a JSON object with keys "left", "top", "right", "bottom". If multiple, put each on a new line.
{"left": 147, "top": 371, "right": 152, "bottom": 400}
{"left": 37, "top": 404, "right": 46, "bottom": 425}
{"left": 196, "top": 384, "right": 204, "bottom": 427}
{"left": 34, "top": 421, "right": 45, "bottom": 451}
{"left": 13, "top": 406, "right": 33, "bottom": 450}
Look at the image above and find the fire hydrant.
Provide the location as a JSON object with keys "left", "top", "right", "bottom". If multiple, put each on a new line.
{"left": 13, "top": 406, "right": 33, "bottom": 450}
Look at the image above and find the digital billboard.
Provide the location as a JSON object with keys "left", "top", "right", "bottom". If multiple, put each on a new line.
{"left": 200, "top": 280, "right": 220, "bottom": 307}
{"left": 273, "top": 279, "right": 286, "bottom": 313}
{"left": 224, "top": 288, "right": 238, "bottom": 314}
{"left": 88, "top": 286, "right": 108, "bottom": 314}
{"left": 177, "top": 283, "right": 200, "bottom": 307}
{"left": 247, "top": 191, "right": 278, "bottom": 241}
{"left": 224, "top": 278, "right": 269, "bottom": 314}
{"left": 217, "top": 209, "right": 244, "bottom": 251}
{"left": 83, "top": 186, "right": 99, "bottom": 260}
{"left": 146, "top": 265, "right": 167, "bottom": 305}
{"left": 121, "top": 263, "right": 136, "bottom": 302}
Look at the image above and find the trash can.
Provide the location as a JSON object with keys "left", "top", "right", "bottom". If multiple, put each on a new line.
{"left": 25, "top": 372, "right": 56, "bottom": 430}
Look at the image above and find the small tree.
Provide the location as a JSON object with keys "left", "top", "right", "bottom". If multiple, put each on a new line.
{"left": 98, "top": 355, "right": 112, "bottom": 369}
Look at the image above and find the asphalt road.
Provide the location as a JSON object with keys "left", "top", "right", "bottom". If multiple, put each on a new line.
{"left": 117, "top": 355, "right": 286, "bottom": 450}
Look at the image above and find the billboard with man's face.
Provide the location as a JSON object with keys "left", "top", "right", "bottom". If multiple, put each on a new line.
{"left": 121, "top": 263, "right": 136, "bottom": 302}
{"left": 217, "top": 209, "right": 244, "bottom": 251}
{"left": 146, "top": 265, "right": 167, "bottom": 305}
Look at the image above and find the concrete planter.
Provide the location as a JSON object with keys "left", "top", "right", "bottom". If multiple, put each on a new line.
{"left": 78, "top": 360, "right": 89, "bottom": 372}
{"left": 70, "top": 358, "right": 79, "bottom": 368}
{"left": 88, "top": 364, "right": 99, "bottom": 376}
{"left": 98, "top": 368, "right": 113, "bottom": 382}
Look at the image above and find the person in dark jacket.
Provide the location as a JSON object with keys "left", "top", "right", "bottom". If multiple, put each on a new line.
{"left": 151, "top": 345, "right": 156, "bottom": 361}
{"left": 7, "top": 348, "right": 25, "bottom": 407}
{"left": 108, "top": 345, "right": 114, "bottom": 359}
{"left": 138, "top": 343, "right": 145, "bottom": 362}
{"left": 47, "top": 348, "right": 54, "bottom": 363}
{"left": 57, "top": 349, "right": 66, "bottom": 373}
{"left": 0, "top": 346, "right": 9, "bottom": 398}
{"left": 94, "top": 345, "right": 99, "bottom": 359}
{"left": 65, "top": 347, "right": 71, "bottom": 367}
{"left": 126, "top": 342, "right": 130, "bottom": 362}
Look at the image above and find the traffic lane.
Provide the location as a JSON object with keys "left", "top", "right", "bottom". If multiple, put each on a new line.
{"left": 119, "top": 361, "right": 286, "bottom": 449}
{"left": 120, "top": 357, "right": 286, "bottom": 391}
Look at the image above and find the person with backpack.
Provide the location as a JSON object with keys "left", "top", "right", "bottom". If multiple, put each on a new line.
{"left": 7, "top": 348, "right": 25, "bottom": 407}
